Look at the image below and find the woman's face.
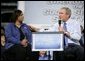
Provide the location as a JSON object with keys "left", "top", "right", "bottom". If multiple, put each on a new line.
{"left": 17, "top": 13, "right": 24, "bottom": 22}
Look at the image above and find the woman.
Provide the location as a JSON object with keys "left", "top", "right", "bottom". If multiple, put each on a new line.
{"left": 5, "top": 10, "right": 32, "bottom": 60}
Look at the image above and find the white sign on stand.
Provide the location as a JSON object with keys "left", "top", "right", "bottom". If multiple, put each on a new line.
{"left": 32, "top": 32, "right": 64, "bottom": 51}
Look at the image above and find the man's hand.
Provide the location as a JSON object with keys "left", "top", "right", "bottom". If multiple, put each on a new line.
{"left": 64, "top": 31, "right": 70, "bottom": 37}
{"left": 58, "top": 26, "right": 70, "bottom": 37}
{"left": 58, "top": 26, "right": 64, "bottom": 32}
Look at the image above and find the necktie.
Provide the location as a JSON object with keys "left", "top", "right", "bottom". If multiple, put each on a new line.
{"left": 63, "top": 22, "right": 68, "bottom": 47}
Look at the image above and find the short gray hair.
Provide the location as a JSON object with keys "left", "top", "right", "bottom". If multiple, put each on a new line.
{"left": 61, "top": 7, "right": 71, "bottom": 18}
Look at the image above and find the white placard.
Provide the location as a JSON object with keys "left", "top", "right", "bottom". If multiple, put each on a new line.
{"left": 32, "top": 32, "right": 64, "bottom": 51}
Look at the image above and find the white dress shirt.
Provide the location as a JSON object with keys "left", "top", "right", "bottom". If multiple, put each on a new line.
{"left": 40, "top": 18, "right": 81, "bottom": 45}
{"left": 48, "top": 18, "right": 81, "bottom": 45}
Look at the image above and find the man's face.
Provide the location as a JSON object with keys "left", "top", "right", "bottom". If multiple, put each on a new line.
{"left": 58, "top": 9, "right": 69, "bottom": 22}
{"left": 39, "top": 51, "right": 46, "bottom": 55}
{"left": 1, "top": 35, "right": 5, "bottom": 46}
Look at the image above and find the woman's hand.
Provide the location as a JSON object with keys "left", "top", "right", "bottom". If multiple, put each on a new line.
{"left": 20, "top": 39, "right": 28, "bottom": 47}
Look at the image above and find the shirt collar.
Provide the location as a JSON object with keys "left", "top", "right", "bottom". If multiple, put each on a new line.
{"left": 65, "top": 18, "right": 71, "bottom": 24}
{"left": 12, "top": 23, "right": 25, "bottom": 28}
{"left": 63, "top": 18, "right": 71, "bottom": 24}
